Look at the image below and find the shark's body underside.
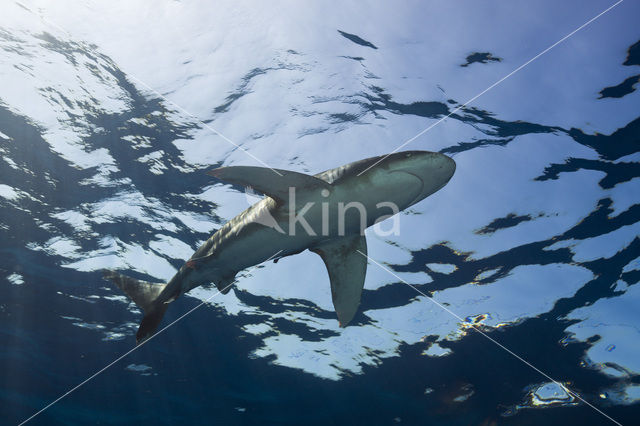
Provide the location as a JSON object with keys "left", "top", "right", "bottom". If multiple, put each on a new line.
{"left": 106, "top": 151, "right": 456, "bottom": 343}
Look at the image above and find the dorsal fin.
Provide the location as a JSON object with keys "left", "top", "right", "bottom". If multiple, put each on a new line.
{"left": 311, "top": 234, "right": 368, "bottom": 327}
{"left": 207, "top": 166, "right": 332, "bottom": 203}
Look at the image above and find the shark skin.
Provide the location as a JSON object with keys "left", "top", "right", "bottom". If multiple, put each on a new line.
{"left": 106, "top": 151, "right": 456, "bottom": 344}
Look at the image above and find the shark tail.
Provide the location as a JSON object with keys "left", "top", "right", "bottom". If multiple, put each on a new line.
{"left": 103, "top": 270, "right": 169, "bottom": 345}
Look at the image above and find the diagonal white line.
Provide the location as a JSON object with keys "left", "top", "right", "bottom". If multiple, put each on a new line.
{"left": 18, "top": 2, "right": 626, "bottom": 424}
{"left": 357, "top": 250, "right": 622, "bottom": 426}
{"left": 26, "top": 1, "right": 283, "bottom": 176}
{"left": 18, "top": 250, "right": 283, "bottom": 426}
{"left": 357, "top": 0, "right": 624, "bottom": 176}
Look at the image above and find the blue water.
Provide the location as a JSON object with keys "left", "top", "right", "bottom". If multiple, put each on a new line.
{"left": 1, "top": 9, "right": 640, "bottom": 426}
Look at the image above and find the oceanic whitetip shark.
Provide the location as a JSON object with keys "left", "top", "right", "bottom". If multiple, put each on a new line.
{"left": 105, "top": 151, "right": 456, "bottom": 343}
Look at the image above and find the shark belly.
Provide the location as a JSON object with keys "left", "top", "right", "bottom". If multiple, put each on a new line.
{"left": 180, "top": 201, "right": 316, "bottom": 294}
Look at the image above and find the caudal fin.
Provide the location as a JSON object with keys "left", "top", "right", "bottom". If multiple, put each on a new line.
{"left": 103, "top": 270, "right": 168, "bottom": 344}
{"left": 135, "top": 303, "right": 168, "bottom": 343}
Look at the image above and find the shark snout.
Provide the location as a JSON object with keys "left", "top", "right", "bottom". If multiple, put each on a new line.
{"left": 425, "top": 153, "right": 455, "bottom": 193}
{"left": 440, "top": 154, "right": 456, "bottom": 182}
{"left": 397, "top": 152, "right": 455, "bottom": 181}
{"left": 388, "top": 151, "right": 455, "bottom": 204}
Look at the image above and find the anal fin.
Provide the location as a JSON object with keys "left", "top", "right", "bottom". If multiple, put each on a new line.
{"left": 215, "top": 275, "right": 236, "bottom": 295}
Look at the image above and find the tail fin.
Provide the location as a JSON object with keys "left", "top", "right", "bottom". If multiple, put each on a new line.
{"left": 103, "top": 270, "right": 168, "bottom": 344}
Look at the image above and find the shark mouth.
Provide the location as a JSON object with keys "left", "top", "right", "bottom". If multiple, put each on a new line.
{"left": 390, "top": 170, "right": 425, "bottom": 207}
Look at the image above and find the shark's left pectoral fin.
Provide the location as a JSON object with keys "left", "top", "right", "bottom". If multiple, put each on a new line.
{"left": 207, "top": 166, "right": 331, "bottom": 203}
{"left": 312, "top": 234, "right": 367, "bottom": 327}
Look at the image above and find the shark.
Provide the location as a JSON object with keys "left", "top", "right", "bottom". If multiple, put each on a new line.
{"left": 105, "top": 151, "right": 456, "bottom": 343}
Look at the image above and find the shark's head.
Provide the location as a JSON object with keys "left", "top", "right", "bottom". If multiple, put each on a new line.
{"left": 367, "top": 150, "right": 456, "bottom": 210}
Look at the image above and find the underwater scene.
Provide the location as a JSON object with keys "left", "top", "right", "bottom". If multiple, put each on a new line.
{"left": 1, "top": 1, "right": 639, "bottom": 425}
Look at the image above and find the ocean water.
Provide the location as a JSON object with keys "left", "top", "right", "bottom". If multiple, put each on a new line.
{"left": 1, "top": 1, "right": 639, "bottom": 425}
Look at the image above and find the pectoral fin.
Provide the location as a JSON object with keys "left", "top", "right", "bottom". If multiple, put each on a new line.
{"left": 312, "top": 234, "right": 367, "bottom": 327}
{"left": 207, "top": 166, "right": 332, "bottom": 203}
